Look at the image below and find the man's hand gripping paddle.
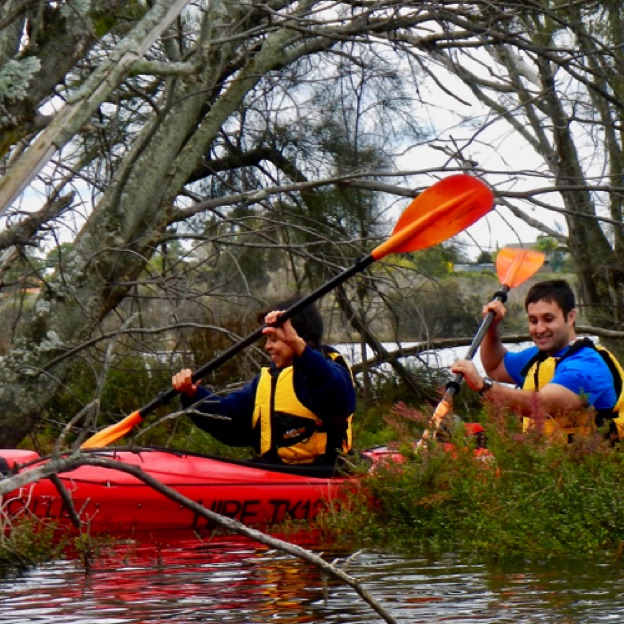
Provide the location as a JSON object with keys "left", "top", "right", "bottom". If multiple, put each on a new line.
{"left": 81, "top": 174, "right": 494, "bottom": 449}
{"left": 420, "top": 246, "right": 545, "bottom": 444}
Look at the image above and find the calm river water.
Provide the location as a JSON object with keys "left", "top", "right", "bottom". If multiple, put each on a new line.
{"left": 2, "top": 533, "right": 624, "bottom": 623}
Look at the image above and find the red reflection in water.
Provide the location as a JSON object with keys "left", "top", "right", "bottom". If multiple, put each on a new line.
{"left": 3, "top": 532, "right": 336, "bottom": 623}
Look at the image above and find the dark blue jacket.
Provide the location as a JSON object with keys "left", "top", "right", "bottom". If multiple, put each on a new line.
{"left": 181, "top": 345, "right": 355, "bottom": 455}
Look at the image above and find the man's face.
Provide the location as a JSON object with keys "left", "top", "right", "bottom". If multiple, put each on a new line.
{"left": 527, "top": 299, "right": 575, "bottom": 354}
{"left": 264, "top": 333, "right": 296, "bottom": 369}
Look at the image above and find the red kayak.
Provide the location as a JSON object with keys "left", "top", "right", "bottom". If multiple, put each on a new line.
{"left": 0, "top": 427, "right": 485, "bottom": 538}
{"left": 0, "top": 447, "right": 375, "bottom": 536}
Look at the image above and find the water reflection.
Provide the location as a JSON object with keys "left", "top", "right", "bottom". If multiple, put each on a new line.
{"left": 1, "top": 535, "right": 624, "bottom": 623}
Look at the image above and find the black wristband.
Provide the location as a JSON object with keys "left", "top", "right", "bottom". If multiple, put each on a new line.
{"left": 479, "top": 377, "right": 494, "bottom": 395}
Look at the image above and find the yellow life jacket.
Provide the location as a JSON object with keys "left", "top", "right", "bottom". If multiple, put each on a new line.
{"left": 252, "top": 351, "right": 353, "bottom": 464}
{"left": 520, "top": 338, "right": 624, "bottom": 441}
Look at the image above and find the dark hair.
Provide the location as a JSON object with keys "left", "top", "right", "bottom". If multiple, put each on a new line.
{"left": 525, "top": 279, "right": 575, "bottom": 317}
{"left": 257, "top": 296, "right": 324, "bottom": 348}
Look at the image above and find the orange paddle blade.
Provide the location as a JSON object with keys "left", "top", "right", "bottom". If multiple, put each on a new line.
{"left": 372, "top": 175, "right": 494, "bottom": 260}
{"left": 496, "top": 248, "right": 545, "bottom": 288}
{"left": 432, "top": 398, "right": 452, "bottom": 423}
{"left": 81, "top": 411, "right": 143, "bottom": 449}
{"left": 418, "top": 398, "right": 452, "bottom": 445}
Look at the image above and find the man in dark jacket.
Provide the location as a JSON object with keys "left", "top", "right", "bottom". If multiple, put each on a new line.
{"left": 172, "top": 297, "right": 355, "bottom": 465}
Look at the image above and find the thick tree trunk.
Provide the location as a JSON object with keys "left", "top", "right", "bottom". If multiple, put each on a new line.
{"left": 0, "top": 5, "right": 337, "bottom": 447}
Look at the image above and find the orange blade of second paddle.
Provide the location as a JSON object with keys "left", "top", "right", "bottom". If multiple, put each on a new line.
{"left": 496, "top": 248, "right": 545, "bottom": 288}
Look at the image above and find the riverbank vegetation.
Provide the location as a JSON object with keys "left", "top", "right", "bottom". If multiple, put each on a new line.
{"left": 0, "top": 515, "right": 107, "bottom": 573}
{"left": 319, "top": 399, "right": 624, "bottom": 562}
{"left": 0, "top": 517, "right": 64, "bottom": 571}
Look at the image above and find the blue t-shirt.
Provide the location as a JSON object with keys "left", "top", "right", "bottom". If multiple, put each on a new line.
{"left": 504, "top": 344, "right": 617, "bottom": 410}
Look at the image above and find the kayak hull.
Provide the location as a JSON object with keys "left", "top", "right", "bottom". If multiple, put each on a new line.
{"left": 0, "top": 448, "right": 355, "bottom": 536}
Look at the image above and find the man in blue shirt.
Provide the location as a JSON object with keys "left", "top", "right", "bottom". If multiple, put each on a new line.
{"left": 451, "top": 279, "right": 616, "bottom": 438}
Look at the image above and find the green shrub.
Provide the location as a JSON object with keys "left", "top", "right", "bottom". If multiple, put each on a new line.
{"left": 320, "top": 401, "right": 624, "bottom": 561}
{"left": 0, "top": 517, "right": 67, "bottom": 573}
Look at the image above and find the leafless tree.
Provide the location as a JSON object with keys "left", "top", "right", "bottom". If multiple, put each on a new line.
{"left": 0, "top": 1, "right": 622, "bottom": 447}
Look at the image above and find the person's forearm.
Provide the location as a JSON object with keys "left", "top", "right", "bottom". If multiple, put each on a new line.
{"left": 480, "top": 324, "right": 508, "bottom": 376}
{"left": 481, "top": 380, "right": 583, "bottom": 417}
{"left": 481, "top": 381, "right": 539, "bottom": 415}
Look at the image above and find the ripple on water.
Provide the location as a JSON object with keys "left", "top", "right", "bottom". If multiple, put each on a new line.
{"left": 1, "top": 538, "right": 624, "bottom": 623}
